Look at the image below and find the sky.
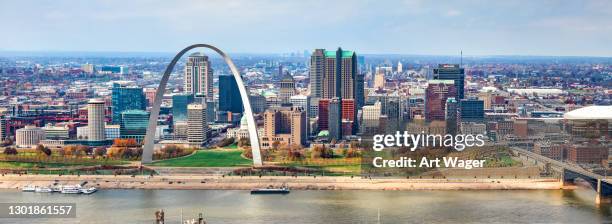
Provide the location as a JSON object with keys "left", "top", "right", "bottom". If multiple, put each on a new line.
{"left": 1, "top": 0, "right": 611, "bottom": 56}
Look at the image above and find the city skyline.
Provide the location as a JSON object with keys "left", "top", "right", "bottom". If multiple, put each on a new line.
{"left": 1, "top": 0, "right": 612, "bottom": 57}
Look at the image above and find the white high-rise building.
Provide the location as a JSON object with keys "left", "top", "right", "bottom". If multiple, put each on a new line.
{"left": 88, "top": 99, "right": 106, "bottom": 141}
{"left": 397, "top": 61, "right": 403, "bottom": 73}
{"left": 187, "top": 103, "right": 208, "bottom": 146}
{"left": 184, "top": 52, "right": 213, "bottom": 100}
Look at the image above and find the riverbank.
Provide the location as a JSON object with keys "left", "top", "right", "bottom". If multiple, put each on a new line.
{"left": 0, "top": 174, "right": 566, "bottom": 190}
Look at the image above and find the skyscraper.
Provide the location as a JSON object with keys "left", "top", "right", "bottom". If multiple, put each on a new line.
{"left": 119, "top": 110, "right": 150, "bottom": 143}
{"left": 88, "top": 99, "right": 106, "bottom": 141}
{"left": 279, "top": 72, "right": 296, "bottom": 104}
{"left": 355, "top": 72, "right": 365, "bottom": 108}
{"left": 323, "top": 48, "right": 357, "bottom": 99}
{"left": 218, "top": 75, "right": 243, "bottom": 113}
{"left": 184, "top": 52, "right": 213, "bottom": 100}
{"left": 309, "top": 49, "right": 325, "bottom": 98}
{"left": 397, "top": 61, "right": 403, "bottom": 73}
{"left": 460, "top": 98, "right": 485, "bottom": 122}
{"left": 112, "top": 82, "right": 146, "bottom": 124}
{"left": 310, "top": 48, "right": 358, "bottom": 100}
{"left": 374, "top": 70, "right": 385, "bottom": 89}
{"left": 187, "top": 103, "right": 208, "bottom": 146}
{"left": 328, "top": 98, "right": 342, "bottom": 140}
{"left": 0, "top": 117, "right": 6, "bottom": 141}
{"left": 433, "top": 64, "right": 465, "bottom": 100}
{"left": 172, "top": 94, "right": 195, "bottom": 124}
{"left": 426, "top": 80, "right": 457, "bottom": 122}
{"left": 318, "top": 99, "right": 330, "bottom": 131}
{"left": 445, "top": 98, "right": 459, "bottom": 135}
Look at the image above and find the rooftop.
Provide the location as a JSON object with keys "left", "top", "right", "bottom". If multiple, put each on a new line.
{"left": 564, "top": 106, "right": 612, "bottom": 120}
{"left": 324, "top": 50, "right": 355, "bottom": 58}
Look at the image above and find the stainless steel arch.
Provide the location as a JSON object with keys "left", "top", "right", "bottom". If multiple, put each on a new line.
{"left": 141, "top": 44, "right": 263, "bottom": 166}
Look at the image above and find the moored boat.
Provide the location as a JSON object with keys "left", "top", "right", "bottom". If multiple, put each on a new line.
{"left": 81, "top": 187, "right": 98, "bottom": 194}
{"left": 22, "top": 185, "right": 36, "bottom": 192}
{"left": 250, "top": 185, "right": 290, "bottom": 194}
{"left": 35, "top": 186, "right": 53, "bottom": 193}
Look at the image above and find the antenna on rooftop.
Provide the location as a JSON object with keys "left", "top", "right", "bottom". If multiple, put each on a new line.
{"left": 460, "top": 50, "right": 463, "bottom": 67}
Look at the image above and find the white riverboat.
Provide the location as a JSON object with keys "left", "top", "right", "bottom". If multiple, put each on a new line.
{"left": 60, "top": 185, "right": 83, "bottom": 194}
{"left": 81, "top": 187, "right": 98, "bottom": 194}
{"left": 35, "top": 186, "right": 53, "bottom": 193}
{"left": 21, "top": 185, "right": 36, "bottom": 192}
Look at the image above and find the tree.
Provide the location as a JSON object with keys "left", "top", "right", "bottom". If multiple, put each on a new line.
{"left": 76, "top": 145, "right": 91, "bottom": 156}
{"left": 237, "top": 137, "right": 250, "bottom": 147}
{"left": 3, "top": 147, "right": 18, "bottom": 155}
{"left": 93, "top": 147, "right": 107, "bottom": 158}
{"left": 1, "top": 138, "right": 13, "bottom": 147}
{"left": 216, "top": 137, "right": 235, "bottom": 148}
{"left": 36, "top": 144, "right": 52, "bottom": 156}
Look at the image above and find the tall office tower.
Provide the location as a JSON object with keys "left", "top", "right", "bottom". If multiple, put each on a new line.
{"left": 279, "top": 72, "right": 296, "bottom": 104}
{"left": 397, "top": 61, "right": 403, "bottom": 73}
{"left": 119, "top": 110, "right": 149, "bottom": 143}
{"left": 318, "top": 99, "right": 330, "bottom": 131}
{"left": 260, "top": 107, "right": 306, "bottom": 148}
{"left": 425, "top": 80, "right": 457, "bottom": 122}
{"left": 206, "top": 101, "right": 216, "bottom": 124}
{"left": 184, "top": 52, "right": 213, "bottom": 100}
{"left": 309, "top": 49, "right": 325, "bottom": 98}
{"left": 218, "top": 75, "right": 243, "bottom": 113}
{"left": 88, "top": 99, "right": 106, "bottom": 141}
{"left": 354, "top": 72, "right": 365, "bottom": 108}
{"left": 374, "top": 70, "right": 385, "bottom": 89}
{"left": 278, "top": 65, "right": 284, "bottom": 78}
{"left": 112, "top": 82, "right": 146, "bottom": 124}
{"left": 0, "top": 117, "right": 6, "bottom": 141}
{"left": 187, "top": 103, "right": 208, "bottom": 146}
{"left": 445, "top": 98, "right": 459, "bottom": 135}
{"left": 341, "top": 99, "right": 356, "bottom": 135}
{"left": 433, "top": 64, "right": 465, "bottom": 100}
{"left": 172, "top": 94, "right": 195, "bottom": 124}
{"left": 322, "top": 48, "right": 357, "bottom": 99}
{"left": 328, "top": 98, "right": 342, "bottom": 140}
{"left": 460, "top": 98, "right": 485, "bottom": 122}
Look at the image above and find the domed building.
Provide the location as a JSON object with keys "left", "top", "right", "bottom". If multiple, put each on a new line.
{"left": 227, "top": 116, "right": 262, "bottom": 140}
{"left": 563, "top": 106, "right": 611, "bottom": 166}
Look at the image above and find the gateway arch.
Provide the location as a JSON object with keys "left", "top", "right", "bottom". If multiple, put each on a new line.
{"left": 141, "top": 44, "right": 263, "bottom": 166}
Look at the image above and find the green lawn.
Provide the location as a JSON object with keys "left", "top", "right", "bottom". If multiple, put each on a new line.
{"left": 223, "top": 143, "right": 239, "bottom": 149}
{"left": 150, "top": 150, "right": 252, "bottom": 167}
{"left": 0, "top": 160, "right": 127, "bottom": 169}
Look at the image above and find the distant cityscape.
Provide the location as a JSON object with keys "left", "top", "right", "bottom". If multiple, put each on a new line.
{"left": 0, "top": 49, "right": 610, "bottom": 174}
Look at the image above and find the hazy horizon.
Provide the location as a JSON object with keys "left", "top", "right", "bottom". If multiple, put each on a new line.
{"left": 1, "top": 0, "right": 611, "bottom": 57}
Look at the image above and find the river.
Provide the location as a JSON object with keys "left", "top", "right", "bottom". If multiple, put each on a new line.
{"left": 0, "top": 189, "right": 609, "bottom": 223}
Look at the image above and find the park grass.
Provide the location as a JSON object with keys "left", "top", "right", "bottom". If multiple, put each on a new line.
{"left": 222, "top": 143, "right": 239, "bottom": 149}
{"left": 150, "top": 149, "right": 252, "bottom": 167}
{"left": 0, "top": 160, "right": 128, "bottom": 169}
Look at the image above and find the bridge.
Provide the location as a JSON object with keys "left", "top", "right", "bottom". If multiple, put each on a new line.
{"left": 510, "top": 147, "right": 612, "bottom": 204}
